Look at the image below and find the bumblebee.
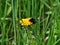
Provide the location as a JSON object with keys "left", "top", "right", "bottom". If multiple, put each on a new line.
{"left": 19, "top": 18, "right": 36, "bottom": 26}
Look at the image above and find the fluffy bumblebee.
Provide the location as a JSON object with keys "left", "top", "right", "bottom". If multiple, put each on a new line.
{"left": 19, "top": 18, "right": 36, "bottom": 26}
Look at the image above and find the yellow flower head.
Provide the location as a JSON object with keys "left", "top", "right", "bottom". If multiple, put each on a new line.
{"left": 19, "top": 18, "right": 36, "bottom": 26}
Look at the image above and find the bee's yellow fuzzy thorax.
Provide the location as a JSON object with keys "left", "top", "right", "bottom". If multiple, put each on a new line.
{"left": 20, "top": 18, "right": 32, "bottom": 26}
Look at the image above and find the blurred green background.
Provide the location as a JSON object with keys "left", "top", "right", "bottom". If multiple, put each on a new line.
{"left": 0, "top": 0, "right": 60, "bottom": 45}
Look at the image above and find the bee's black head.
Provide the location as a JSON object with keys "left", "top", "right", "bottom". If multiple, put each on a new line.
{"left": 29, "top": 18, "right": 36, "bottom": 24}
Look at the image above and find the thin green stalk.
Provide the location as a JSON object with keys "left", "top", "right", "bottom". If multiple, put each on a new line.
{"left": 12, "top": 0, "right": 18, "bottom": 44}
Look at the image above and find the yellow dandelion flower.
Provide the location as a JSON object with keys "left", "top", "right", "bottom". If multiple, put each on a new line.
{"left": 19, "top": 18, "right": 36, "bottom": 26}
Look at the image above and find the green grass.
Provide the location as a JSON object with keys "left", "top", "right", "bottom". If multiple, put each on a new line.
{"left": 0, "top": 0, "right": 60, "bottom": 45}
